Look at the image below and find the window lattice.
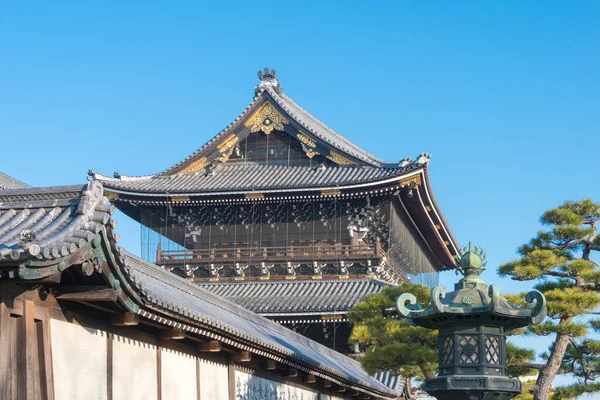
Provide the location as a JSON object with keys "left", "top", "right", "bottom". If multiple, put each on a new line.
{"left": 442, "top": 336, "right": 454, "bottom": 364}
{"left": 459, "top": 335, "right": 479, "bottom": 363}
{"left": 485, "top": 336, "right": 500, "bottom": 364}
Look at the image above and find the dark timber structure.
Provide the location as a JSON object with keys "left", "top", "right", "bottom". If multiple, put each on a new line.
{"left": 91, "top": 68, "right": 459, "bottom": 355}
{"left": 0, "top": 182, "right": 400, "bottom": 399}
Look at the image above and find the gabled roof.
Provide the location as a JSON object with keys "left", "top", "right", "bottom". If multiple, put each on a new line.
{"left": 197, "top": 278, "right": 389, "bottom": 316}
{"left": 0, "top": 172, "right": 30, "bottom": 190}
{"left": 90, "top": 68, "right": 411, "bottom": 188}
{"left": 0, "top": 182, "right": 398, "bottom": 399}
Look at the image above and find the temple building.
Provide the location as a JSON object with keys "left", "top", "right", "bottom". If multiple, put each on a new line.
{"left": 90, "top": 68, "right": 459, "bottom": 355}
{"left": 0, "top": 182, "right": 400, "bottom": 399}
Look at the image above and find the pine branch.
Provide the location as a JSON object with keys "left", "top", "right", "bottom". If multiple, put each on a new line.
{"left": 507, "top": 362, "right": 544, "bottom": 370}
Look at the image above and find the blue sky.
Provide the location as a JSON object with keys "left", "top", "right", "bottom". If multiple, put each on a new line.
{"left": 2, "top": 0, "right": 599, "bottom": 390}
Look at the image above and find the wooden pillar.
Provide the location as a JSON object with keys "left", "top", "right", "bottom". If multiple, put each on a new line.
{"left": 228, "top": 359, "right": 236, "bottom": 400}
{"left": 18, "top": 300, "right": 37, "bottom": 399}
{"left": 0, "top": 298, "right": 11, "bottom": 399}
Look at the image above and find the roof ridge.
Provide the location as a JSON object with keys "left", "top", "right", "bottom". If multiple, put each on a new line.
{"left": 274, "top": 90, "right": 385, "bottom": 165}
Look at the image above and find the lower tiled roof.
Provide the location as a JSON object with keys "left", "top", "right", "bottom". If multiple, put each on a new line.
{"left": 197, "top": 278, "right": 389, "bottom": 315}
{"left": 91, "top": 163, "right": 413, "bottom": 195}
{"left": 122, "top": 253, "right": 398, "bottom": 396}
{"left": 0, "top": 172, "right": 30, "bottom": 190}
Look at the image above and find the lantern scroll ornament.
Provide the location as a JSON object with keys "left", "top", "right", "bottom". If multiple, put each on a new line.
{"left": 397, "top": 242, "right": 546, "bottom": 400}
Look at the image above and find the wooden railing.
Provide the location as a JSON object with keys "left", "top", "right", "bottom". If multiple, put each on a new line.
{"left": 157, "top": 241, "right": 381, "bottom": 267}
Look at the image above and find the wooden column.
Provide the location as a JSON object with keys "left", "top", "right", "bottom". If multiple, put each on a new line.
{"left": 0, "top": 298, "right": 11, "bottom": 399}
{"left": 18, "top": 300, "right": 37, "bottom": 399}
{"left": 228, "top": 359, "right": 236, "bottom": 400}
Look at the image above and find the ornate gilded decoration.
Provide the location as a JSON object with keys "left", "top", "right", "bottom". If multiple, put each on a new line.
{"left": 171, "top": 196, "right": 190, "bottom": 203}
{"left": 104, "top": 191, "right": 119, "bottom": 202}
{"left": 295, "top": 131, "right": 321, "bottom": 159}
{"left": 244, "top": 102, "right": 288, "bottom": 135}
{"left": 326, "top": 151, "right": 357, "bottom": 165}
{"left": 320, "top": 189, "right": 341, "bottom": 196}
{"left": 398, "top": 174, "right": 422, "bottom": 187}
{"left": 177, "top": 157, "right": 208, "bottom": 175}
{"left": 215, "top": 134, "right": 240, "bottom": 164}
{"left": 244, "top": 193, "right": 264, "bottom": 199}
{"left": 297, "top": 132, "right": 316, "bottom": 148}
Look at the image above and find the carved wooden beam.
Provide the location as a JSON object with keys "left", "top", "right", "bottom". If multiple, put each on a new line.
{"left": 305, "top": 374, "right": 316, "bottom": 384}
{"left": 159, "top": 327, "right": 186, "bottom": 340}
{"left": 111, "top": 312, "right": 139, "bottom": 326}
{"left": 56, "top": 286, "right": 117, "bottom": 302}
{"left": 287, "top": 368, "right": 298, "bottom": 378}
{"left": 322, "top": 380, "right": 332, "bottom": 388}
{"left": 234, "top": 350, "right": 251, "bottom": 362}
{"left": 265, "top": 360, "right": 277, "bottom": 370}
{"left": 198, "top": 340, "right": 221, "bottom": 352}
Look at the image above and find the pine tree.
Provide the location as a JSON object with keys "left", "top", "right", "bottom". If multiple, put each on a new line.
{"left": 499, "top": 198, "right": 600, "bottom": 400}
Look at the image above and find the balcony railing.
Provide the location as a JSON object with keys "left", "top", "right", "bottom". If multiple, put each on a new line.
{"left": 157, "top": 241, "right": 381, "bottom": 268}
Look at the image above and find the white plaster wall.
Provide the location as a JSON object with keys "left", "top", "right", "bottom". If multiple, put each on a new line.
{"left": 161, "top": 348, "right": 197, "bottom": 400}
{"left": 113, "top": 334, "right": 158, "bottom": 400}
{"left": 199, "top": 359, "right": 229, "bottom": 400}
{"left": 320, "top": 395, "right": 345, "bottom": 400}
{"left": 51, "top": 319, "right": 108, "bottom": 400}
{"left": 235, "top": 370, "right": 318, "bottom": 400}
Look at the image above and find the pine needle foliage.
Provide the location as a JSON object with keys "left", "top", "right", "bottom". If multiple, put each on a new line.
{"left": 499, "top": 199, "right": 600, "bottom": 400}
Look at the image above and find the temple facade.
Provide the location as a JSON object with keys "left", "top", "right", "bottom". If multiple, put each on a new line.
{"left": 0, "top": 182, "right": 400, "bottom": 400}
{"left": 90, "top": 68, "right": 459, "bottom": 355}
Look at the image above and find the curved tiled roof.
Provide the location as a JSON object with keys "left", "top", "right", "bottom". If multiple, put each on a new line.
{"left": 91, "top": 163, "right": 416, "bottom": 195}
{"left": 0, "top": 172, "right": 30, "bottom": 190}
{"left": 0, "top": 183, "right": 113, "bottom": 265}
{"left": 196, "top": 278, "right": 389, "bottom": 315}
{"left": 0, "top": 182, "right": 398, "bottom": 399}
{"left": 123, "top": 253, "right": 397, "bottom": 397}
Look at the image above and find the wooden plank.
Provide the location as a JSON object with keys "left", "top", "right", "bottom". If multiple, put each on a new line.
{"left": 42, "top": 313, "right": 55, "bottom": 400}
{"left": 159, "top": 327, "right": 185, "bottom": 340}
{"left": 228, "top": 359, "right": 236, "bottom": 400}
{"left": 56, "top": 287, "right": 117, "bottom": 302}
{"left": 196, "top": 357, "right": 201, "bottom": 400}
{"left": 197, "top": 340, "right": 221, "bottom": 352}
{"left": 18, "top": 300, "right": 36, "bottom": 400}
{"left": 111, "top": 312, "right": 139, "bottom": 326}
{"left": 157, "top": 346, "right": 162, "bottom": 400}
{"left": 0, "top": 298, "right": 11, "bottom": 400}
{"left": 107, "top": 333, "right": 113, "bottom": 400}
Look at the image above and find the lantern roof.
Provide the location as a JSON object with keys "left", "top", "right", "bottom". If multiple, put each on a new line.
{"left": 397, "top": 243, "right": 547, "bottom": 329}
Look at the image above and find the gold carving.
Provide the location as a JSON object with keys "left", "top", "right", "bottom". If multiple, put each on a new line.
{"left": 245, "top": 102, "right": 288, "bottom": 135}
{"left": 177, "top": 157, "right": 208, "bottom": 175}
{"left": 171, "top": 196, "right": 190, "bottom": 203}
{"left": 435, "top": 224, "right": 442, "bottom": 230}
{"left": 302, "top": 144, "right": 319, "bottom": 158}
{"left": 245, "top": 193, "right": 264, "bottom": 199}
{"left": 217, "top": 134, "right": 239, "bottom": 152}
{"left": 104, "top": 191, "right": 119, "bottom": 202}
{"left": 321, "top": 189, "right": 341, "bottom": 196}
{"left": 425, "top": 205, "right": 432, "bottom": 212}
{"left": 398, "top": 174, "right": 422, "bottom": 187}
{"left": 297, "top": 132, "right": 316, "bottom": 148}
{"left": 216, "top": 135, "right": 239, "bottom": 164}
{"left": 321, "top": 314, "right": 343, "bottom": 321}
{"left": 326, "top": 151, "right": 357, "bottom": 165}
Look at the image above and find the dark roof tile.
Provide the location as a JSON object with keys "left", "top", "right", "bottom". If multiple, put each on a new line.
{"left": 196, "top": 279, "right": 389, "bottom": 315}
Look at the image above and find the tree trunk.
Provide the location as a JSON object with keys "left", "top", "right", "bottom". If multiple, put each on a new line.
{"left": 532, "top": 333, "right": 570, "bottom": 400}
{"left": 419, "top": 362, "right": 435, "bottom": 380}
